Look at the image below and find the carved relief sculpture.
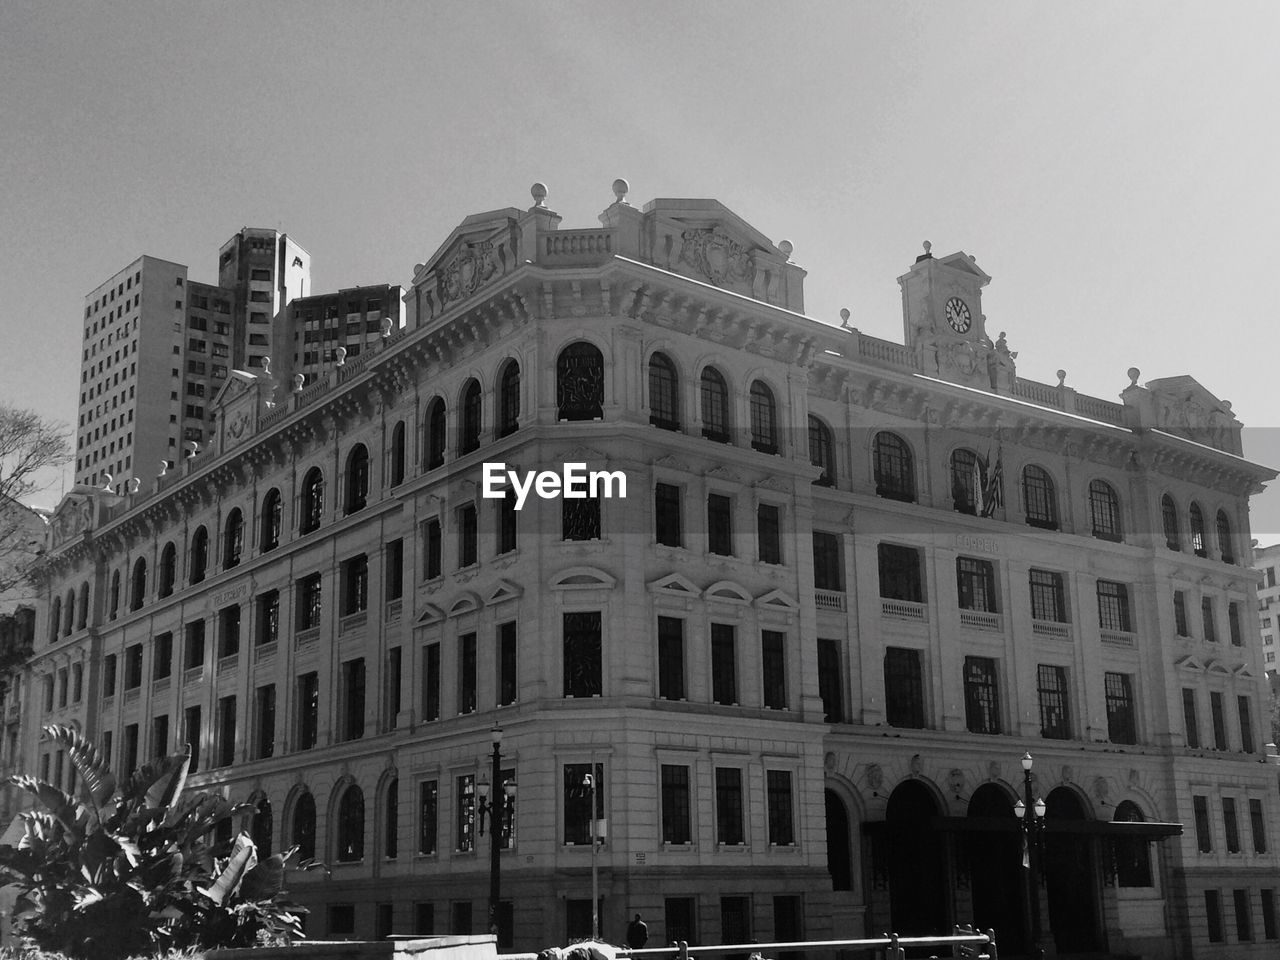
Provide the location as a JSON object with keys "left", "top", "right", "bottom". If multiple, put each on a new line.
{"left": 678, "top": 228, "right": 756, "bottom": 290}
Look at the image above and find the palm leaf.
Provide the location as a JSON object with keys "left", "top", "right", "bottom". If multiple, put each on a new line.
{"left": 48, "top": 723, "right": 118, "bottom": 816}
{"left": 8, "top": 775, "right": 83, "bottom": 840}
{"left": 198, "top": 832, "right": 256, "bottom": 905}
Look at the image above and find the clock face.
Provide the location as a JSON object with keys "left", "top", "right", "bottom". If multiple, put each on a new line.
{"left": 945, "top": 296, "right": 971, "bottom": 333}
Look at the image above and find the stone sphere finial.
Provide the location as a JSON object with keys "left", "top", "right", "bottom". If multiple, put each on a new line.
{"left": 261, "top": 356, "right": 272, "bottom": 375}
{"left": 839, "top": 307, "right": 852, "bottom": 329}
{"left": 158, "top": 459, "right": 169, "bottom": 478}
{"left": 612, "top": 178, "right": 629, "bottom": 204}
{"left": 531, "top": 182, "right": 548, "bottom": 207}
{"left": 922, "top": 240, "right": 932, "bottom": 254}
{"left": 183, "top": 441, "right": 199, "bottom": 460}
{"left": 101, "top": 472, "right": 113, "bottom": 490}
{"left": 127, "top": 477, "right": 141, "bottom": 494}
{"left": 1223, "top": 400, "right": 1233, "bottom": 412}
{"left": 381, "top": 316, "right": 393, "bottom": 338}
{"left": 1056, "top": 369, "right": 1067, "bottom": 388}
{"left": 1126, "top": 367, "right": 1140, "bottom": 387}
{"left": 335, "top": 346, "right": 347, "bottom": 367}
{"left": 293, "top": 373, "right": 305, "bottom": 393}
{"left": 778, "top": 239, "right": 793, "bottom": 259}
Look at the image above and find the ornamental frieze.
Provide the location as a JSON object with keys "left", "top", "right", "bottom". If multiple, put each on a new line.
{"left": 678, "top": 228, "right": 756, "bottom": 290}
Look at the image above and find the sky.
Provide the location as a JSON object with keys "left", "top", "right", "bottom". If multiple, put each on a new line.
{"left": 3, "top": 1, "right": 1279, "bottom": 535}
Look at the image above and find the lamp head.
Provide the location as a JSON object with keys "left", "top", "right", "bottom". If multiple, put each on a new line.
{"left": 1014, "top": 799, "right": 1026, "bottom": 819}
{"left": 491, "top": 724, "right": 503, "bottom": 747}
{"left": 504, "top": 778, "right": 517, "bottom": 799}
{"left": 583, "top": 773, "right": 594, "bottom": 788}
{"left": 1034, "top": 797, "right": 1047, "bottom": 818}
{"left": 477, "top": 773, "right": 490, "bottom": 799}
{"left": 1021, "top": 752, "right": 1034, "bottom": 772}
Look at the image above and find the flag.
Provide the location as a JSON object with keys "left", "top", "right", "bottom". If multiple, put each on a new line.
{"left": 971, "top": 456, "right": 984, "bottom": 516}
{"left": 982, "top": 447, "right": 1004, "bottom": 518}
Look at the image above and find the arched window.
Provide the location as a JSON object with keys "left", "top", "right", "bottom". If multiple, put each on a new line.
{"left": 1113, "top": 801, "right": 1152, "bottom": 888}
{"left": 1089, "top": 480, "right": 1122, "bottom": 542}
{"left": 130, "top": 557, "right": 147, "bottom": 611}
{"left": 77, "top": 582, "right": 89, "bottom": 629}
{"left": 49, "top": 596, "right": 61, "bottom": 643}
{"left": 497, "top": 361, "right": 520, "bottom": 438}
{"left": 951, "top": 449, "right": 987, "bottom": 516}
{"left": 389, "top": 422, "right": 406, "bottom": 486}
{"left": 809, "top": 416, "right": 835, "bottom": 487}
{"left": 1214, "top": 509, "right": 1235, "bottom": 563}
{"left": 223, "top": 508, "right": 244, "bottom": 569}
{"left": 291, "top": 792, "right": 316, "bottom": 861}
{"left": 158, "top": 543, "right": 177, "bottom": 598}
{"left": 1189, "top": 502, "right": 1206, "bottom": 557}
{"left": 1161, "top": 494, "right": 1180, "bottom": 551}
{"left": 300, "top": 467, "right": 324, "bottom": 534}
{"left": 190, "top": 526, "right": 209, "bottom": 585}
{"left": 336, "top": 784, "right": 365, "bottom": 862}
{"left": 384, "top": 777, "right": 399, "bottom": 860}
{"left": 648, "top": 353, "right": 679, "bottom": 431}
{"left": 425, "top": 398, "right": 446, "bottom": 469}
{"left": 749, "top": 381, "right": 778, "bottom": 454}
{"left": 874, "top": 432, "right": 915, "bottom": 503}
{"left": 63, "top": 589, "right": 74, "bottom": 636}
{"left": 344, "top": 445, "right": 369, "bottom": 515}
{"left": 260, "top": 489, "right": 282, "bottom": 552}
{"left": 252, "top": 797, "right": 273, "bottom": 858}
{"left": 459, "top": 380, "right": 482, "bottom": 454}
{"left": 1022, "top": 465, "right": 1058, "bottom": 529}
{"left": 109, "top": 571, "right": 120, "bottom": 620}
{"left": 700, "top": 367, "right": 730, "bottom": 442}
{"left": 556, "top": 342, "right": 604, "bottom": 421}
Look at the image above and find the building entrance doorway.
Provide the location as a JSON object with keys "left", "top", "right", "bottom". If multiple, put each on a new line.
{"left": 965, "top": 784, "right": 1025, "bottom": 952}
{"left": 885, "top": 780, "right": 948, "bottom": 935}
{"left": 1044, "top": 788, "right": 1101, "bottom": 953}
{"left": 825, "top": 790, "right": 853, "bottom": 891}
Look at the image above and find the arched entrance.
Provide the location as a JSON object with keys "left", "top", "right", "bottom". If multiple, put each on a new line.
{"left": 1044, "top": 787, "right": 1102, "bottom": 953}
{"left": 965, "top": 784, "right": 1025, "bottom": 952}
{"left": 886, "top": 780, "right": 948, "bottom": 935}
{"left": 825, "top": 790, "right": 853, "bottom": 891}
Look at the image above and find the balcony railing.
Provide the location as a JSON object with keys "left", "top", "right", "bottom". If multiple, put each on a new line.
{"left": 339, "top": 611, "right": 368, "bottom": 636}
{"left": 815, "top": 589, "right": 846, "bottom": 612}
{"left": 295, "top": 627, "right": 320, "bottom": 649}
{"left": 254, "top": 641, "right": 278, "bottom": 664}
{"left": 958, "top": 609, "right": 1002, "bottom": 632}
{"left": 881, "top": 598, "right": 927, "bottom": 621}
{"left": 1032, "top": 619, "right": 1071, "bottom": 640}
{"left": 1101, "top": 629, "right": 1136, "bottom": 647}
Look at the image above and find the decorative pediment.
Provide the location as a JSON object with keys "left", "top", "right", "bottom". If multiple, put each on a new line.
{"left": 754, "top": 589, "right": 800, "bottom": 611}
{"left": 412, "top": 209, "right": 523, "bottom": 321}
{"left": 212, "top": 370, "right": 274, "bottom": 455}
{"left": 48, "top": 487, "right": 103, "bottom": 548}
{"left": 704, "top": 465, "right": 742, "bottom": 484}
{"left": 1174, "top": 655, "right": 1205, "bottom": 672}
{"left": 1127, "top": 374, "right": 1243, "bottom": 454}
{"left": 563, "top": 446, "right": 609, "bottom": 463}
{"left": 415, "top": 603, "right": 445, "bottom": 626}
{"left": 550, "top": 565, "right": 617, "bottom": 590}
{"left": 653, "top": 454, "right": 690, "bottom": 473}
{"left": 703, "top": 580, "right": 752, "bottom": 605}
{"left": 756, "top": 476, "right": 790, "bottom": 493}
{"left": 485, "top": 580, "right": 523, "bottom": 606}
{"left": 1205, "top": 659, "right": 1232, "bottom": 675}
{"left": 936, "top": 251, "right": 993, "bottom": 284}
{"left": 447, "top": 592, "right": 481, "bottom": 617}
{"left": 648, "top": 573, "right": 700, "bottom": 596}
{"left": 1232, "top": 664, "right": 1255, "bottom": 678}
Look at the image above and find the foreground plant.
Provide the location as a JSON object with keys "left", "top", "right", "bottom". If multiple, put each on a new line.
{"left": 0, "top": 725, "right": 317, "bottom": 960}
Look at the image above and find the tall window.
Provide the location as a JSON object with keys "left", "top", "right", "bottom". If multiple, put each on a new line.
{"left": 125, "top": 645, "right": 143, "bottom": 689}
{"left": 766, "top": 770, "right": 794, "bottom": 845}
{"left": 963, "top": 656, "right": 1000, "bottom": 734}
{"left": 498, "top": 489, "right": 517, "bottom": 554}
{"left": 749, "top": 381, "right": 778, "bottom": 454}
{"left": 296, "top": 574, "right": 322, "bottom": 630}
{"left": 342, "top": 659, "right": 365, "bottom": 741}
{"left": 385, "top": 541, "right": 404, "bottom": 602}
{"left": 260, "top": 489, "right": 282, "bottom": 551}
{"left": 813, "top": 532, "right": 842, "bottom": 591}
{"left": 424, "top": 518, "right": 442, "bottom": 579}
{"left": 390, "top": 422, "right": 406, "bottom": 486}
{"left": 255, "top": 685, "right": 275, "bottom": 759}
{"left": 757, "top": 503, "right": 781, "bottom": 564}
{"left": 1113, "top": 801, "right": 1152, "bottom": 887}
{"left": 563, "top": 762, "right": 604, "bottom": 846}
{"left": 1088, "top": 479, "right": 1122, "bottom": 541}
{"left": 153, "top": 632, "right": 173, "bottom": 681}
{"left": 1182, "top": 688, "right": 1200, "bottom": 748}
{"left": 884, "top": 647, "right": 924, "bottom": 728}
{"left": 1193, "top": 795, "right": 1212, "bottom": 852}
{"left": 562, "top": 495, "right": 601, "bottom": 541}
{"left": 1037, "top": 664, "right": 1071, "bottom": 739}
{"left": 158, "top": 543, "right": 176, "bottom": 598}
{"left": 648, "top": 353, "right": 679, "bottom": 430}
{"left": 337, "top": 785, "right": 365, "bottom": 862}
{"left": 878, "top": 543, "right": 923, "bottom": 602}
{"left": 300, "top": 467, "right": 324, "bottom": 534}
{"left": 1189, "top": 502, "right": 1206, "bottom": 556}
{"left": 1029, "top": 569, "right": 1067, "bottom": 622}
{"left": 297, "top": 672, "right": 319, "bottom": 750}
{"left": 657, "top": 617, "right": 685, "bottom": 701}
{"left": 423, "top": 644, "right": 440, "bottom": 721}
{"left": 1173, "top": 591, "right": 1190, "bottom": 636}
{"left": 563, "top": 612, "right": 602, "bottom": 698}
{"left": 1250, "top": 798, "right": 1267, "bottom": 853}
{"left": 497, "top": 361, "right": 520, "bottom": 438}
{"left": 344, "top": 445, "right": 369, "bottom": 514}
{"left": 1216, "top": 510, "right": 1234, "bottom": 563}
{"left": 252, "top": 798, "right": 273, "bottom": 859}
{"left": 458, "top": 504, "right": 477, "bottom": 567}
{"left": 109, "top": 572, "right": 120, "bottom": 620}
{"left": 459, "top": 380, "right": 482, "bottom": 454}
{"left": 216, "top": 696, "right": 236, "bottom": 767}
{"left": 556, "top": 342, "right": 604, "bottom": 421}
{"left": 341, "top": 555, "right": 369, "bottom": 615}
{"left": 1161, "top": 494, "right": 1180, "bottom": 550}
{"left": 130, "top": 557, "right": 146, "bottom": 611}
{"left": 1211, "top": 691, "right": 1228, "bottom": 749}
{"left": 950, "top": 449, "right": 985, "bottom": 515}
{"left": 715, "top": 768, "right": 744, "bottom": 844}
{"left": 707, "top": 494, "right": 733, "bottom": 556}
{"left": 956, "top": 557, "right": 998, "bottom": 612}
{"left": 183, "top": 706, "right": 200, "bottom": 772}
{"left": 1201, "top": 597, "right": 1217, "bottom": 642}
{"left": 1022, "top": 465, "right": 1058, "bottom": 529}
{"left": 1205, "top": 890, "right": 1223, "bottom": 943}
{"left": 218, "top": 605, "right": 240, "bottom": 659}
{"left": 1228, "top": 602, "right": 1242, "bottom": 646}
{"left": 418, "top": 780, "right": 438, "bottom": 855}
{"left": 458, "top": 634, "right": 477, "bottom": 714}
{"left": 498, "top": 622, "right": 517, "bottom": 706}
{"left": 1096, "top": 580, "right": 1132, "bottom": 632}
{"left": 1104, "top": 672, "right": 1137, "bottom": 744}
{"left": 425, "top": 398, "right": 446, "bottom": 469}
{"left": 292, "top": 792, "right": 316, "bottom": 860}
{"left": 711, "top": 623, "right": 737, "bottom": 706}
{"left": 655, "top": 483, "right": 682, "bottom": 547}
{"left": 223, "top": 508, "right": 244, "bottom": 568}
{"left": 817, "top": 639, "right": 843, "bottom": 722}
{"left": 1224, "top": 797, "right": 1240, "bottom": 853}
{"left": 809, "top": 416, "right": 835, "bottom": 486}
{"left": 873, "top": 432, "right": 915, "bottom": 502}
{"left": 700, "top": 367, "right": 730, "bottom": 442}
{"left": 1238, "top": 696, "right": 1255, "bottom": 753}
{"left": 762, "top": 631, "right": 786, "bottom": 709}
{"left": 184, "top": 621, "right": 205, "bottom": 672}
{"left": 661, "top": 765, "right": 691, "bottom": 844}
{"left": 190, "top": 526, "right": 208, "bottom": 584}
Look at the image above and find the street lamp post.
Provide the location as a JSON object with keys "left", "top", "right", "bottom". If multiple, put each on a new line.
{"left": 477, "top": 725, "right": 517, "bottom": 943}
{"left": 583, "top": 768, "right": 602, "bottom": 940}
{"left": 1013, "top": 751, "right": 1047, "bottom": 960}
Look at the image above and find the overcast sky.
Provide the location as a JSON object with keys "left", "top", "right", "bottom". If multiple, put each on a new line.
{"left": 4, "top": 1, "right": 1279, "bottom": 537}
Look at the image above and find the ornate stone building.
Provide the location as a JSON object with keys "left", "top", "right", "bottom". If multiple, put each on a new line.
{"left": 23, "top": 182, "right": 1279, "bottom": 958}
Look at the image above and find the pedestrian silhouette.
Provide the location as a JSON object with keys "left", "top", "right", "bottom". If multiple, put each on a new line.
{"left": 626, "top": 914, "right": 648, "bottom": 950}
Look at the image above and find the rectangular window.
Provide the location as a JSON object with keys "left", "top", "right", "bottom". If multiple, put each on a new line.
{"left": 1224, "top": 797, "right": 1241, "bottom": 853}
{"left": 255, "top": 685, "right": 275, "bottom": 760}
{"left": 418, "top": 780, "right": 438, "bottom": 855}
{"left": 385, "top": 647, "right": 402, "bottom": 729}
{"left": 151, "top": 714, "right": 168, "bottom": 759}
{"left": 1037, "top": 664, "right": 1071, "bottom": 740}
{"left": 341, "top": 555, "right": 369, "bottom": 615}
{"left": 257, "top": 590, "right": 280, "bottom": 646}
{"left": 957, "top": 557, "right": 998, "bottom": 612}
{"left": 125, "top": 644, "right": 143, "bottom": 689}
{"left": 218, "top": 605, "right": 241, "bottom": 659}
{"left": 1104, "top": 672, "right": 1137, "bottom": 744}
{"left": 458, "top": 633, "right": 477, "bottom": 714}
{"left": 766, "top": 769, "right": 794, "bottom": 845}
{"left": 812, "top": 531, "right": 842, "bottom": 591}
{"left": 563, "top": 762, "right": 604, "bottom": 845}
{"left": 661, "top": 764, "right": 692, "bottom": 844}
{"left": 123, "top": 723, "right": 139, "bottom": 775}
{"left": 183, "top": 707, "right": 199, "bottom": 773}
{"left": 1173, "top": 591, "right": 1189, "bottom": 636}
{"left": 425, "top": 518, "right": 442, "bottom": 579}
{"left": 761, "top": 630, "right": 787, "bottom": 709}
{"left": 708, "top": 493, "right": 733, "bottom": 556}
{"left": 342, "top": 659, "right": 365, "bottom": 741}
{"left": 964, "top": 656, "right": 1001, "bottom": 735}
{"left": 665, "top": 898, "right": 697, "bottom": 948}
{"left": 757, "top": 503, "right": 781, "bottom": 564}
{"left": 715, "top": 767, "right": 745, "bottom": 844}
{"left": 658, "top": 617, "right": 686, "bottom": 701}
{"left": 297, "top": 672, "right": 319, "bottom": 750}
{"left": 885, "top": 647, "right": 924, "bottom": 728}
{"left": 878, "top": 543, "right": 923, "bottom": 602}
{"left": 1238, "top": 696, "right": 1255, "bottom": 753}
{"left": 817, "top": 639, "right": 844, "bottom": 723}
{"left": 1235, "top": 889, "right": 1253, "bottom": 942}
{"left": 1202, "top": 597, "right": 1217, "bottom": 642}
{"left": 424, "top": 643, "right": 441, "bottom": 721}
{"left": 103, "top": 654, "right": 117, "bottom": 696}
{"left": 459, "top": 504, "right": 477, "bottom": 567}
{"left": 1251, "top": 798, "right": 1268, "bottom": 853}
{"left": 655, "top": 483, "right": 682, "bottom": 547}
{"left": 456, "top": 774, "right": 475, "bottom": 852}
{"left": 296, "top": 574, "right": 322, "bottom": 630}
{"left": 385, "top": 540, "right": 404, "bottom": 601}
{"left": 711, "top": 623, "right": 737, "bottom": 706}
{"left": 1211, "top": 691, "right": 1228, "bottom": 749}
{"left": 1228, "top": 602, "right": 1242, "bottom": 645}
{"left": 1206, "top": 890, "right": 1223, "bottom": 943}
{"left": 498, "top": 491, "right": 517, "bottom": 555}
{"left": 217, "top": 696, "right": 236, "bottom": 767}
{"left": 721, "top": 896, "right": 751, "bottom": 945}
{"left": 562, "top": 495, "right": 601, "bottom": 541}
{"left": 1262, "top": 889, "right": 1277, "bottom": 940}
{"left": 1183, "top": 688, "right": 1200, "bottom": 748}
{"left": 1194, "top": 795, "right": 1212, "bottom": 852}
{"left": 563, "top": 612, "right": 602, "bottom": 698}
{"left": 498, "top": 622, "right": 517, "bottom": 706}
{"left": 1096, "top": 581, "right": 1131, "bottom": 632}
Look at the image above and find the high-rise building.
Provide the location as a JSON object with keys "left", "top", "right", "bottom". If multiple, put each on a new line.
{"left": 216, "top": 228, "right": 311, "bottom": 373}
{"left": 30, "top": 184, "right": 1279, "bottom": 957}
{"left": 282, "top": 283, "right": 405, "bottom": 386}
{"left": 1251, "top": 542, "right": 1280, "bottom": 692}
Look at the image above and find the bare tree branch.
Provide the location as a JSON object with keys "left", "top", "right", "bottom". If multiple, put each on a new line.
{"left": 0, "top": 401, "right": 71, "bottom": 599}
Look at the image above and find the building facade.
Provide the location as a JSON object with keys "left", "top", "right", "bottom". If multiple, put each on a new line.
{"left": 28, "top": 184, "right": 1279, "bottom": 957}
